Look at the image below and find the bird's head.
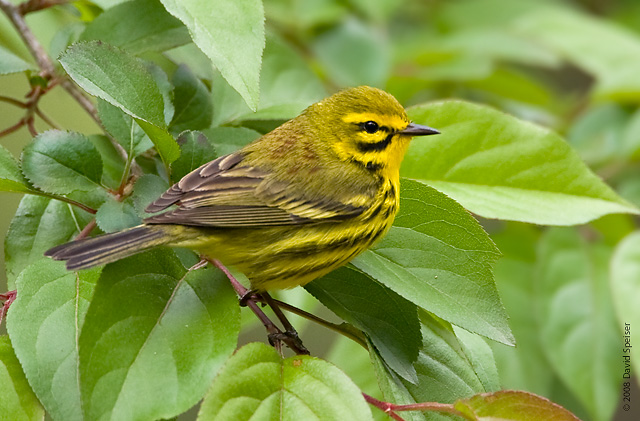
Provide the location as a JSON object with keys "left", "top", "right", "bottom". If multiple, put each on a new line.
{"left": 304, "top": 86, "right": 439, "bottom": 175}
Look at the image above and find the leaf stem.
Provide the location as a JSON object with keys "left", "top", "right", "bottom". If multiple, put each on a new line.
{"left": 0, "top": 95, "right": 27, "bottom": 108}
{"left": 362, "top": 393, "right": 472, "bottom": 420}
{"left": 268, "top": 297, "right": 368, "bottom": 348}
{"left": 31, "top": 190, "right": 97, "bottom": 214}
{"left": 0, "top": 119, "right": 26, "bottom": 138}
{"left": 0, "top": 290, "right": 17, "bottom": 326}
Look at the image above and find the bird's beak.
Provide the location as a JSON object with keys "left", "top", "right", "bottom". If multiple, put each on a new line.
{"left": 400, "top": 122, "right": 440, "bottom": 136}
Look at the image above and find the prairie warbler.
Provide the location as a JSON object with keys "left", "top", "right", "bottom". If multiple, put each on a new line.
{"left": 46, "top": 86, "right": 439, "bottom": 291}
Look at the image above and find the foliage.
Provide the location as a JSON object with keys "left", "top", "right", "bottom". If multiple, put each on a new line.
{"left": 1, "top": 0, "right": 639, "bottom": 420}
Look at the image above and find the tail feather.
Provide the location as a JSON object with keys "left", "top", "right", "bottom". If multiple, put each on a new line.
{"left": 45, "top": 225, "right": 174, "bottom": 270}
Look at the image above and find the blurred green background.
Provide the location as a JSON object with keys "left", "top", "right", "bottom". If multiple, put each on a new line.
{"left": 3, "top": 0, "right": 640, "bottom": 419}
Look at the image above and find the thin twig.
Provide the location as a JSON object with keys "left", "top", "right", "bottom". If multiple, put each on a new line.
{"left": 0, "top": 95, "right": 26, "bottom": 108}
{"left": 35, "top": 107, "right": 60, "bottom": 129}
{"left": 0, "top": 119, "right": 26, "bottom": 138}
{"left": 363, "top": 393, "right": 472, "bottom": 420}
{"left": 59, "top": 79, "right": 100, "bottom": 125}
{"left": 26, "top": 116, "right": 37, "bottom": 136}
{"left": 19, "top": 0, "right": 70, "bottom": 15}
{"left": 75, "top": 219, "right": 96, "bottom": 240}
{"left": 0, "top": 0, "right": 55, "bottom": 76}
{"left": 268, "top": 297, "right": 368, "bottom": 348}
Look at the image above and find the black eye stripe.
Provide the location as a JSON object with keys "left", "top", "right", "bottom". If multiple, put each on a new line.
{"left": 356, "top": 133, "right": 394, "bottom": 152}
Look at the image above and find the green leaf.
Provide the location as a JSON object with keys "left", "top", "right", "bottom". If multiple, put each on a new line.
{"left": 610, "top": 232, "right": 640, "bottom": 378}
{"left": 404, "top": 313, "right": 492, "bottom": 403}
{"left": 147, "top": 62, "right": 175, "bottom": 125}
{"left": 567, "top": 103, "right": 629, "bottom": 166}
{"left": 0, "top": 45, "right": 35, "bottom": 75}
{"left": 80, "top": 0, "right": 190, "bottom": 54}
{"left": 135, "top": 119, "right": 181, "bottom": 167}
{"left": 622, "top": 109, "right": 640, "bottom": 160}
{"left": 6, "top": 259, "right": 100, "bottom": 421}
{"left": 88, "top": 134, "right": 126, "bottom": 189}
{"left": 313, "top": 19, "right": 390, "bottom": 88}
{"left": 22, "top": 130, "right": 104, "bottom": 194}
{"left": 170, "top": 65, "right": 213, "bottom": 134}
{"left": 59, "top": 41, "right": 166, "bottom": 127}
{"left": 0, "top": 145, "right": 32, "bottom": 193}
{"left": 368, "top": 344, "right": 426, "bottom": 421}
{"left": 210, "top": 34, "right": 326, "bottom": 125}
{"left": 4, "top": 195, "right": 92, "bottom": 288}
{"left": 535, "top": 228, "right": 619, "bottom": 421}
{"left": 349, "top": 0, "right": 403, "bottom": 21}
{"left": 198, "top": 342, "right": 373, "bottom": 420}
{"left": 452, "top": 327, "right": 500, "bottom": 392}
{"left": 79, "top": 250, "right": 239, "bottom": 420}
{"left": 49, "top": 22, "right": 85, "bottom": 60}
{"left": 325, "top": 336, "right": 383, "bottom": 411}
{"left": 97, "top": 99, "right": 153, "bottom": 157}
{"left": 514, "top": 8, "right": 640, "bottom": 102}
{"left": 164, "top": 43, "right": 215, "bottom": 81}
{"left": 455, "top": 390, "right": 581, "bottom": 421}
{"left": 0, "top": 336, "right": 44, "bottom": 421}
{"left": 171, "top": 131, "right": 217, "bottom": 182}
{"left": 131, "top": 174, "right": 170, "bottom": 217}
{"left": 264, "top": 0, "right": 347, "bottom": 30}
{"left": 404, "top": 100, "right": 638, "bottom": 225}
{"left": 306, "top": 266, "right": 421, "bottom": 384}
{"left": 489, "top": 223, "right": 554, "bottom": 395}
{"left": 202, "top": 127, "right": 260, "bottom": 157}
{"left": 430, "top": 29, "right": 561, "bottom": 69}
{"left": 370, "top": 312, "right": 496, "bottom": 420}
{"left": 353, "top": 179, "right": 512, "bottom": 345}
{"left": 159, "top": 0, "right": 265, "bottom": 110}
{"left": 96, "top": 198, "right": 142, "bottom": 232}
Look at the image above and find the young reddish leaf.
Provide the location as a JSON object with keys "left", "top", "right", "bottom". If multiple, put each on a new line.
{"left": 455, "top": 390, "right": 581, "bottom": 421}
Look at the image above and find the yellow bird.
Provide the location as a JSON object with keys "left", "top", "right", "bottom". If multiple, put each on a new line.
{"left": 46, "top": 86, "right": 439, "bottom": 291}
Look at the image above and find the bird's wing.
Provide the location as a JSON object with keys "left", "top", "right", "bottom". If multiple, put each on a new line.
{"left": 143, "top": 152, "right": 368, "bottom": 227}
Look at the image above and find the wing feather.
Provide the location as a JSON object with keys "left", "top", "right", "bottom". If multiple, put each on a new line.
{"left": 143, "top": 150, "right": 369, "bottom": 228}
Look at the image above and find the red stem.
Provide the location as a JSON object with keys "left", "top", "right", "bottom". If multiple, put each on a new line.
{"left": 0, "top": 290, "right": 17, "bottom": 326}
{"left": 363, "top": 393, "right": 471, "bottom": 420}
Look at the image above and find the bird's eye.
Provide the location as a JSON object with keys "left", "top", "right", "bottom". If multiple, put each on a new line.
{"left": 362, "top": 121, "right": 379, "bottom": 134}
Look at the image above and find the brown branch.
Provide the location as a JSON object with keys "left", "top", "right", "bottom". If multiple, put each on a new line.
{"left": 266, "top": 297, "right": 368, "bottom": 348}
{"left": 35, "top": 107, "right": 60, "bottom": 129}
{"left": 59, "top": 79, "right": 100, "bottom": 125}
{"left": 0, "top": 0, "right": 55, "bottom": 76}
{"left": 18, "top": 0, "right": 70, "bottom": 15}
{"left": 26, "top": 116, "right": 37, "bottom": 136}
{"left": 0, "top": 95, "right": 27, "bottom": 108}
{"left": 0, "top": 119, "right": 26, "bottom": 138}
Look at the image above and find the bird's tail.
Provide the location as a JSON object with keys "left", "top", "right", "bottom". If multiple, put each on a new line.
{"left": 45, "top": 225, "right": 190, "bottom": 270}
